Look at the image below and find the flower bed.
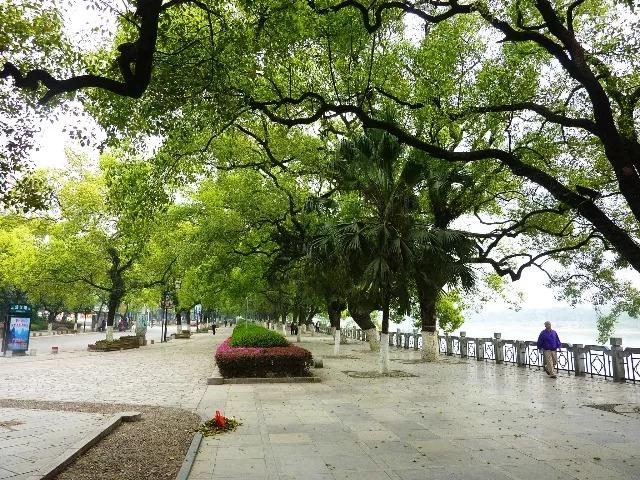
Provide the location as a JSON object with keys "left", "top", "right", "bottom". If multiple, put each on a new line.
{"left": 215, "top": 338, "right": 313, "bottom": 378}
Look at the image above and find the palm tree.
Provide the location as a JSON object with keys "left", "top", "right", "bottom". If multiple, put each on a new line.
{"left": 414, "top": 228, "right": 476, "bottom": 361}
{"left": 325, "top": 122, "right": 419, "bottom": 373}
{"left": 412, "top": 159, "right": 483, "bottom": 360}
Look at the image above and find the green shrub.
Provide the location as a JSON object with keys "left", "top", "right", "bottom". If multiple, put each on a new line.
{"left": 30, "top": 320, "right": 48, "bottom": 331}
{"left": 230, "top": 322, "right": 289, "bottom": 348}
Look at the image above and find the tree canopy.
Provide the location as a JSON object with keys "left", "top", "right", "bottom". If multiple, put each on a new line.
{"left": 2, "top": 0, "right": 640, "bottom": 345}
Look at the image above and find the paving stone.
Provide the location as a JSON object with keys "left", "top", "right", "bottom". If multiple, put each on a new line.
{"left": 269, "top": 433, "right": 312, "bottom": 444}
{"left": 3, "top": 332, "right": 640, "bottom": 480}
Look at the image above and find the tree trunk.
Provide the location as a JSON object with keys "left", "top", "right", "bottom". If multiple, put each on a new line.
{"left": 380, "top": 298, "right": 391, "bottom": 374}
{"left": 327, "top": 298, "right": 344, "bottom": 355}
{"left": 176, "top": 311, "right": 182, "bottom": 334}
{"left": 185, "top": 309, "right": 191, "bottom": 332}
{"left": 47, "top": 310, "right": 56, "bottom": 333}
{"left": 350, "top": 309, "right": 379, "bottom": 352}
{"left": 416, "top": 275, "right": 441, "bottom": 362}
{"left": 296, "top": 311, "right": 302, "bottom": 343}
{"left": 106, "top": 247, "right": 125, "bottom": 341}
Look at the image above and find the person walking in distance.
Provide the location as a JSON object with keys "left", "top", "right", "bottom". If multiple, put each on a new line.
{"left": 537, "top": 321, "right": 562, "bottom": 378}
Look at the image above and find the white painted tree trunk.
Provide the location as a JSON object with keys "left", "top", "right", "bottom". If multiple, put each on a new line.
{"left": 379, "top": 333, "right": 390, "bottom": 374}
{"left": 177, "top": 324, "right": 182, "bottom": 334}
{"left": 282, "top": 323, "right": 287, "bottom": 335}
{"left": 330, "top": 326, "right": 336, "bottom": 338}
{"left": 106, "top": 325, "right": 114, "bottom": 342}
{"left": 366, "top": 328, "right": 380, "bottom": 352}
{"left": 421, "top": 331, "right": 439, "bottom": 362}
{"left": 333, "top": 330, "right": 340, "bottom": 355}
{"left": 296, "top": 328, "right": 301, "bottom": 343}
{"left": 48, "top": 323, "right": 53, "bottom": 333}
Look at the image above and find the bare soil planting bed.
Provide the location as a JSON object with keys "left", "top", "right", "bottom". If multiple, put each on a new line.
{"left": 0, "top": 399, "right": 199, "bottom": 480}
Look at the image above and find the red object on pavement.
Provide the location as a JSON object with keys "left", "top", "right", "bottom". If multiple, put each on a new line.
{"left": 214, "top": 410, "right": 226, "bottom": 429}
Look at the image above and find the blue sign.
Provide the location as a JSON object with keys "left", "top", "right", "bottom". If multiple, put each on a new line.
{"left": 6, "top": 316, "right": 31, "bottom": 352}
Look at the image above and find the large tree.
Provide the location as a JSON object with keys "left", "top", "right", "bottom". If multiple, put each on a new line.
{"left": 3, "top": 0, "right": 640, "bottom": 336}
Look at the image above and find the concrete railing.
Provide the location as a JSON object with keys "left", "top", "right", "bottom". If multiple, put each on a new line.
{"left": 329, "top": 327, "right": 640, "bottom": 384}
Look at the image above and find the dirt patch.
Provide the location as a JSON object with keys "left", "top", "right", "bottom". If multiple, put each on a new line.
{"left": 341, "top": 370, "right": 418, "bottom": 378}
{"left": 324, "top": 355, "right": 361, "bottom": 360}
{"left": 0, "top": 399, "right": 199, "bottom": 480}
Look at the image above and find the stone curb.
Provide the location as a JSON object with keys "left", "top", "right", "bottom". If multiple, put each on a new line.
{"left": 30, "top": 411, "right": 141, "bottom": 480}
{"left": 207, "top": 375, "right": 321, "bottom": 384}
{"left": 174, "top": 432, "right": 203, "bottom": 480}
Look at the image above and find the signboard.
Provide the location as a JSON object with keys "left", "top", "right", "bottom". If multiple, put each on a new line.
{"left": 2, "top": 304, "right": 32, "bottom": 354}
{"left": 5, "top": 316, "right": 31, "bottom": 352}
{"left": 9, "top": 304, "right": 31, "bottom": 315}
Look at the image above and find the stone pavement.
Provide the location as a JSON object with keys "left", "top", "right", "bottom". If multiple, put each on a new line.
{"left": 189, "top": 335, "right": 640, "bottom": 480}
{"left": 0, "top": 330, "right": 217, "bottom": 409}
{"left": 0, "top": 408, "right": 110, "bottom": 480}
{"left": 2, "top": 328, "right": 640, "bottom": 479}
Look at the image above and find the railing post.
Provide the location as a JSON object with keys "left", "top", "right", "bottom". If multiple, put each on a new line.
{"left": 460, "top": 332, "right": 467, "bottom": 358}
{"left": 389, "top": 331, "right": 394, "bottom": 347}
{"left": 573, "top": 344, "right": 585, "bottom": 376}
{"left": 396, "top": 329, "right": 401, "bottom": 348}
{"left": 403, "top": 333, "right": 409, "bottom": 349}
{"left": 445, "top": 334, "right": 453, "bottom": 356}
{"left": 516, "top": 341, "right": 526, "bottom": 367}
{"left": 494, "top": 333, "right": 504, "bottom": 364}
{"left": 476, "top": 339, "right": 484, "bottom": 361}
{"left": 413, "top": 332, "right": 419, "bottom": 351}
{"left": 610, "top": 338, "right": 625, "bottom": 382}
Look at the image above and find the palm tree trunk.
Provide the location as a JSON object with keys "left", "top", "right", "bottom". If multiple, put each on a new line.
{"left": 420, "top": 299, "right": 439, "bottom": 362}
{"left": 327, "top": 299, "right": 342, "bottom": 355}
{"left": 379, "top": 298, "right": 390, "bottom": 374}
{"left": 350, "top": 310, "right": 379, "bottom": 352}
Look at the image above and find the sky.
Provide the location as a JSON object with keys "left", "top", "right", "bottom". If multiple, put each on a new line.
{"left": 23, "top": 1, "right": 640, "bottom": 321}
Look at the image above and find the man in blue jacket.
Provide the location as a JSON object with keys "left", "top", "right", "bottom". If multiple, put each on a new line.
{"left": 537, "top": 321, "right": 562, "bottom": 378}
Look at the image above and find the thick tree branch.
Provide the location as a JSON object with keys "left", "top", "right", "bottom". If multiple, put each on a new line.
{"left": 249, "top": 95, "right": 640, "bottom": 272}
{"left": 1, "top": 0, "right": 163, "bottom": 103}
{"left": 459, "top": 102, "right": 599, "bottom": 135}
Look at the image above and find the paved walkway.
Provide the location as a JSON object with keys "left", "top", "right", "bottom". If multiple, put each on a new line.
{"left": 189, "top": 334, "right": 640, "bottom": 480}
{"left": 1, "top": 328, "right": 640, "bottom": 479}
{"left": 0, "top": 408, "right": 110, "bottom": 480}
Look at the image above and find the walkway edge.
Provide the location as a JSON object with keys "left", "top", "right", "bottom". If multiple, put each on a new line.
{"left": 174, "top": 432, "right": 203, "bottom": 480}
{"left": 207, "top": 375, "right": 321, "bottom": 384}
{"left": 31, "top": 411, "right": 141, "bottom": 480}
